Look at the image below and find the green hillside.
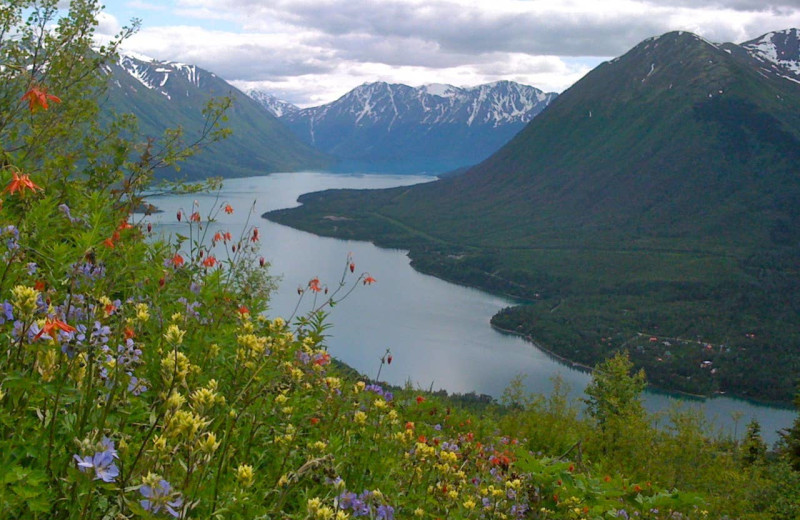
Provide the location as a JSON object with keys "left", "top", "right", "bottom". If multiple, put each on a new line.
{"left": 104, "top": 56, "right": 331, "bottom": 180}
{"left": 266, "top": 32, "right": 800, "bottom": 403}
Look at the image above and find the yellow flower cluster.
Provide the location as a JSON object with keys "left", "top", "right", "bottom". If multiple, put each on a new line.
{"left": 11, "top": 285, "right": 39, "bottom": 319}
{"left": 236, "top": 464, "right": 255, "bottom": 488}
{"left": 160, "top": 351, "right": 196, "bottom": 387}
{"left": 306, "top": 497, "right": 341, "bottom": 520}
{"left": 190, "top": 379, "right": 225, "bottom": 413}
{"left": 236, "top": 333, "right": 268, "bottom": 367}
{"left": 164, "top": 324, "right": 186, "bottom": 346}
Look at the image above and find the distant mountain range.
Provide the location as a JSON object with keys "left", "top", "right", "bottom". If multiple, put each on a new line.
{"left": 104, "top": 54, "right": 330, "bottom": 180}
{"left": 249, "top": 81, "right": 557, "bottom": 174}
{"left": 265, "top": 29, "right": 800, "bottom": 403}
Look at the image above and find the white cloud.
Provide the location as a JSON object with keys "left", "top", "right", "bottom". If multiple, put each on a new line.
{"left": 108, "top": 0, "right": 800, "bottom": 106}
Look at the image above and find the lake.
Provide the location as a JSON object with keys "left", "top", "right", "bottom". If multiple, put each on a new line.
{"left": 145, "top": 172, "right": 796, "bottom": 445}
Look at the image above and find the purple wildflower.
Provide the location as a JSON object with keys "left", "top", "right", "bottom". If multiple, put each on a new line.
{"left": 376, "top": 504, "right": 394, "bottom": 520}
{"left": 3, "top": 225, "right": 19, "bottom": 250}
{"left": 73, "top": 437, "right": 119, "bottom": 483}
{"left": 0, "top": 301, "right": 13, "bottom": 325}
{"left": 128, "top": 374, "right": 148, "bottom": 396}
{"left": 140, "top": 479, "right": 183, "bottom": 517}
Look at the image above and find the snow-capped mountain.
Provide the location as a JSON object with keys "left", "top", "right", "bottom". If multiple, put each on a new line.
{"left": 246, "top": 90, "right": 300, "bottom": 118}
{"left": 104, "top": 53, "right": 329, "bottom": 180}
{"left": 115, "top": 53, "right": 212, "bottom": 100}
{"left": 276, "top": 80, "right": 557, "bottom": 173}
{"left": 740, "top": 28, "right": 800, "bottom": 80}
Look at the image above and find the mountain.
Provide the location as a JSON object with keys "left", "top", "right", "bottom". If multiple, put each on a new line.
{"left": 740, "top": 28, "right": 800, "bottom": 79}
{"left": 104, "top": 53, "right": 329, "bottom": 180}
{"left": 266, "top": 29, "right": 800, "bottom": 402}
{"left": 274, "top": 81, "right": 557, "bottom": 173}
{"left": 246, "top": 89, "right": 300, "bottom": 118}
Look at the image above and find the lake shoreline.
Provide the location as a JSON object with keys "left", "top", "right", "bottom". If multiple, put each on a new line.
{"left": 265, "top": 201, "right": 797, "bottom": 409}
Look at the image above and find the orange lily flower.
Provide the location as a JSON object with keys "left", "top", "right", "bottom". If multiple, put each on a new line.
{"left": 171, "top": 253, "right": 185, "bottom": 267}
{"left": 224, "top": 203, "right": 234, "bottom": 214}
{"left": 251, "top": 227, "right": 260, "bottom": 242}
{"left": 202, "top": 255, "right": 217, "bottom": 267}
{"left": 190, "top": 211, "right": 201, "bottom": 222}
{"left": 308, "top": 277, "right": 322, "bottom": 293}
{"left": 21, "top": 85, "right": 61, "bottom": 112}
{"left": 363, "top": 275, "right": 377, "bottom": 285}
{"left": 34, "top": 318, "right": 76, "bottom": 341}
{"left": 4, "top": 172, "right": 42, "bottom": 196}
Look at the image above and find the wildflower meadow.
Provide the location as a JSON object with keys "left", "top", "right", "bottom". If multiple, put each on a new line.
{"left": 1, "top": 2, "right": 800, "bottom": 519}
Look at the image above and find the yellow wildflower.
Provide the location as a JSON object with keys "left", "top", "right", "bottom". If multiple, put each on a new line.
{"left": 135, "top": 303, "right": 150, "bottom": 322}
{"left": 11, "top": 285, "right": 39, "bottom": 318}
{"left": 236, "top": 464, "right": 255, "bottom": 488}
{"left": 164, "top": 324, "right": 185, "bottom": 345}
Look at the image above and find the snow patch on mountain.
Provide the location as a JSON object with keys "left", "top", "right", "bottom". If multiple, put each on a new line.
{"left": 246, "top": 90, "right": 299, "bottom": 117}
{"left": 118, "top": 53, "right": 207, "bottom": 98}
{"left": 741, "top": 29, "right": 800, "bottom": 78}
{"left": 285, "top": 80, "right": 557, "bottom": 130}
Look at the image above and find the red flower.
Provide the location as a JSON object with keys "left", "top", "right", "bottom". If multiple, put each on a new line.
{"left": 238, "top": 305, "right": 250, "bottom": 315}
{"left": 176, "top": 210, "right": 182, "bottom": 222}
{"left": 213, "top": 231, "right": 223, "bottom": 245}
{"left": 4, "top": 172, "right": 42, "bottom": 196}
{"left": 21, "top": 85, "right": 61, "bottom": 112}
{"left": 363, "top": 275, "right": 376, "bottom": 285}
{"left": 349, "top": 261, "right": 355, "bottom": 273}
{"left": 224, "top": 203, "right": 234, "bottom": 214}
{"left": 146, "top": 222, "right": 153, "bottom": 233}
{"left": 103, "top": 238, "right": 115, "bottom": 249}
{"left": 190, "top": 211, "right": 201, "bottom": 222}
{"left": 34, "top": 280, "right": 46, "bottom": 291}
{"left": 251, "top": 227, "right": 260, "bottom": 242}
{"left": 387, "top": 354, "right": 393, "bottom": 364}
{"left": 310, "top": 417, "right": 320, "bottom": 425}
{"left": 259, "top": 256, "right": 266, "bottom": 267}
{"left": 405, "top": 421, "right": 414, "bottom": 430}
{"left": 308, "top": 277, "right": 322, "bottom": 293}
{"left": 416, "top": 395, "right": 425, "bottom": 404}
{"left": 314, "top": 352, "right": 331, "bottom": 366}
{"left": 124, "top": 327, "right": 135, "bottom": 339}
{"left": 223, "top": 231, "right": 232, "bottom": 242}
{"left": 117, "top": 219, "right": 133, "bottom": 231}
{"left": 203, "top": 256, "right": 217, "bottom": 268}
{"left": 633, "top": 484, "right": 642, "bottom": 493}
{"left": 34, "top": 318, "right": 76, "bottom": 341}
{"left": 171, "top": 253, "right": 185, "bottom": 267}
{"left": 105, "top": 303, "right": 117, "bottom": 315}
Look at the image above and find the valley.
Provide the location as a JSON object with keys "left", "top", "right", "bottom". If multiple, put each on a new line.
{"left": 265, "top": 29, "right": 800, "bottom": 404}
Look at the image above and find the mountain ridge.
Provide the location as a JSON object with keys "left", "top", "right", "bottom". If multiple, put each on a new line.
{"left": 250, "top": 80, "right": 557, "bottom": 174}
{"left": 265, "top": 28, "right": 800, "bottom": 403}
{"left": 104, "top": 53, "right": 330, "bottom": 180}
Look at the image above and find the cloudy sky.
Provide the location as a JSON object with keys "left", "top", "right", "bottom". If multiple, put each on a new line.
{"left": 98, "top": 0, "right": 800, "bottom": 107}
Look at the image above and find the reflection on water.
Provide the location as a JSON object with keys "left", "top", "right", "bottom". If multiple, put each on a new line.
{"left": 145, "top": 172, "right": 796, "bottom": 445}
